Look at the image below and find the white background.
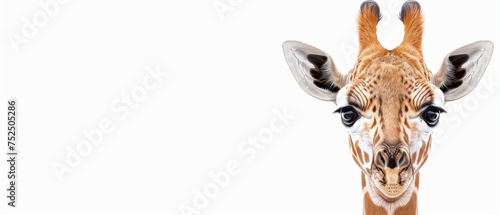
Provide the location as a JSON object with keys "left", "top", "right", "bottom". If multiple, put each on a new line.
{"left": 1, "top": 0, "right": 499, "bottom": 214}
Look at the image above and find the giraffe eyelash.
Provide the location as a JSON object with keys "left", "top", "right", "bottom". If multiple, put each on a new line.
{"left": 418, "top": 106, "right": 446, "bottom": 115}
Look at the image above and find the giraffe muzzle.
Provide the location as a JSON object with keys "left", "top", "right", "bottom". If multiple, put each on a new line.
{"left": 370, "top": 145, "right": 414, "bottom": 201}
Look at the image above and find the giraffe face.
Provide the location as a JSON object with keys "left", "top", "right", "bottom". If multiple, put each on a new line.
{"left": 335, "top": 58, "right": 446, "bottom": 200}
{"left": 282, "top": 0, "right": 493, "bottom": 207}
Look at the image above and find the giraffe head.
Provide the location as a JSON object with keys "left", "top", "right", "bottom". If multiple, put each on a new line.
{"left": 283, "top": 0, "right": 493, "bottom": 202}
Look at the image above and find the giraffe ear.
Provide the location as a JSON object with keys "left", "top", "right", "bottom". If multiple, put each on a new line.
{"left": 433, "top": 41, "right": 494, "bottom": 101}
{"left": 282, "top": 40, "right": 347, "bottom": 103}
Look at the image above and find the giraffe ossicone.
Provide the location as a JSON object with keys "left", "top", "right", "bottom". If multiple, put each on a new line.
{"left": 282, "top": 1, "right": 493, "bottom": 214}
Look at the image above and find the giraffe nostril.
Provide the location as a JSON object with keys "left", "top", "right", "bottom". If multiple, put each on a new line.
{"left": 398, "top": 153, "right": 406, "bottom": 166}
{"left": 378, "top": 153, "right": 386, "bottom": 166}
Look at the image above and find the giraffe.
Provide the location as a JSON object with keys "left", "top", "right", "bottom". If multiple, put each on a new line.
{"left": 282, "top": 1, "right": 494, "bottom": 214}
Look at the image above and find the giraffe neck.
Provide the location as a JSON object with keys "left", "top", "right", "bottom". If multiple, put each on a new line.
{"left": 361, "top": 172, "right": 419, "bottom": 215}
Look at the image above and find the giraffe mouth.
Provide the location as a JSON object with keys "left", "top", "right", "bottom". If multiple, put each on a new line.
{"left": 369, "top": 166, "right": 414, "bottom": 201}
{"left": 372, "top": 180, "right": 412, "bottom": 201}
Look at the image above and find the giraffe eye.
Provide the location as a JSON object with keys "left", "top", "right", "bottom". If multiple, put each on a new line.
{"left": 335, "top": 106, "right": 360, "bottom": 127}
{"left": 421, "top": 106, "right": 445, "bottom": 127}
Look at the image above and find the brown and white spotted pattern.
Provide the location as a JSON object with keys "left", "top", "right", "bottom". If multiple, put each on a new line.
{"left": 282, "top": 1, "right": 494, "bottom": 214}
